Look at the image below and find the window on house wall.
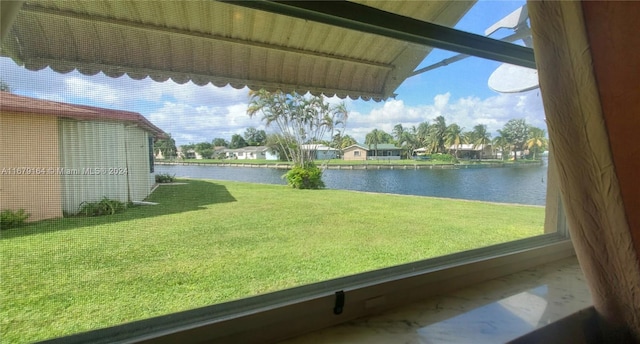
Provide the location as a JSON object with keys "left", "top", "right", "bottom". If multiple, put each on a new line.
{"left": 0, "top": 1, "right": 569, "bottom": 343}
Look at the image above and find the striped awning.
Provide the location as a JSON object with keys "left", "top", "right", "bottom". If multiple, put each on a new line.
{"left": 1, "top": 1, "right": 479, "bottom": 101}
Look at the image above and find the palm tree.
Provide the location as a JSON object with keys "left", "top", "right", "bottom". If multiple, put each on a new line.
{"left": 365, "top": 129, "right": 384, "bottom": 157}
{"left": 248, "top": 90, "right": 347, "bottom": 168}
{"left": 444, "top": 123, "right": 466, "bottom": 158}
{"left": 429, "top": 116, "right": 448, "bottom": 153}
{"left": 526, "top": 127, "right": 548, "bottom": 159}
{"left": 471, "top": 124, "right": 492, "bottom": 161}
{"left": 393, "top": 124, "right": 417, "bottom": 159}
{"left": 414, "top": 121, "right": 433, "bottom": 153}
{"left": 392, "top": 124, "right": 405, "bottom": 144}
{"left": 493, "top": 131, "right": 511, "bottom": 161}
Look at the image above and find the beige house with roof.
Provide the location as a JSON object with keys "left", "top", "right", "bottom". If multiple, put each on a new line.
{"left": 0, "top": 92, "right": 166, "bottom": 221}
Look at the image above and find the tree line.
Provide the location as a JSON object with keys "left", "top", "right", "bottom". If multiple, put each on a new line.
{"left": 154, "top": 126, "right": 272, "bottom": 159}
{"left": 156, "top": 117, "right": 548, "bottom": 161}
{"left": 361, "top": 116, "right": 548, "bottom": 160}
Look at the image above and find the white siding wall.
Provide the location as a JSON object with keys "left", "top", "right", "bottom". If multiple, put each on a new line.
{"left": 265, "top": 151, "right": 279, "bottom": 160}
{"left": 125, "top": 126, "right": 153, "bottom": 202}
{"left": 59, "top": 119, "right": 128, "bottom": 214}
{"left": 59, "top": 120, "right": 155, "bottom": 214}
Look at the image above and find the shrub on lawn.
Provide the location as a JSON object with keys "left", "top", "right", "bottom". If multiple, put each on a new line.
{"left": 78, "top": 198, "right": 128, "bottom": 216}
{"left": 284, "top": 164, "right": 325, "bottom": 189}
{"left": 155, "top": 173, "right": 176, "bottom": 183}
{"left": 1, "top": 209, "right": 30, "bottom": 229}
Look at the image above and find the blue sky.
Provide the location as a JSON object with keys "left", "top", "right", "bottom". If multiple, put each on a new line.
{"left": 1, "top": 0, "right": 545, "bottom": 146}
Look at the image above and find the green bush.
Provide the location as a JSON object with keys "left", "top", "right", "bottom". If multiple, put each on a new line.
{"left": 284, "top": 165, "right": 325, "bottom": 189}
{"left": 155, "top": 173, "right": 176, "bottom": 183}
{"left": 1, "top": 209, "right": 30, "bottom": 229}
{"left": 78, "top": 198, "right": 128, "bottom": 216}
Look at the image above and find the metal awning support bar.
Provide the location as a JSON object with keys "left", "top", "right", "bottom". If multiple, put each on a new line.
{"left": 220, "top": 0, "right": 536, "bottom": 69}
{"left": 410, "top": 27, "right": 533, "bottom": 77}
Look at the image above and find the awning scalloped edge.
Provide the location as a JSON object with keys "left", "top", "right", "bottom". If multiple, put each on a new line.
{"left": 10, "top": 56, "right": 387, "bottom": 102}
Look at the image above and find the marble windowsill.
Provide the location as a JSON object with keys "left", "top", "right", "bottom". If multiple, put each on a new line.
{"left": 278, "top": 257, "right": 591, "bottom": 344}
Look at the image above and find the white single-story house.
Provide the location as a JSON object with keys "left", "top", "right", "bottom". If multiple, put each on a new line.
{"left": 177, "top": 148, "right": 202, "bottom": 160}
{"left": 300, "top": 144, "right": 340, "bottom": 160}
{"left": 0, "top": 92, "right": 166, "bottom": 220}
{"left": 448, "top": 144, "right": 494, "bottom": 159}
{"left": 225, "top": 146, "right": 277, "bottom": 160}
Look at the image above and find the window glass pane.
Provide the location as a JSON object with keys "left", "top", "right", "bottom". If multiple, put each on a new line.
{"left": 0, "top": 1, "right": 553, "bottom": 342}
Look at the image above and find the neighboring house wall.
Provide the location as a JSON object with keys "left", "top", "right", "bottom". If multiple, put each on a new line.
{"left": 0, "top": 113, "right": 63, "bottom": 221}
{"left": 58, "top": 120, "right": 155, "bottom": 214}
{"left": 125, "top": 126, "right": 154, "bottom": 203}
{"left": 1, "top": 93, "right": 164, "bottom": 219}
{"left": 59, "top": 119, "right": 130, "bottom": 214}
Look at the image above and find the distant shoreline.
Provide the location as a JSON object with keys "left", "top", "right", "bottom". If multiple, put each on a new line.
{"left": 155, "top": 160, "right": 544, "bottom": 170}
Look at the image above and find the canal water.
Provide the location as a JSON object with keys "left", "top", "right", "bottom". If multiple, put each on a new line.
{"left": 156, "top": 160, "right": 548, "bottom": 206}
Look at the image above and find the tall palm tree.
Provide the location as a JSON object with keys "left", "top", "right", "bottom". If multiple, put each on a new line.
{"left": 248, "top": 90, "right": 347, "bottom": 168}
{"left": 413, "top": 121, "right": 431, "bottom": 153}
{"left": 392, "top": 124, "right": 405, "bottom": 144}
{"left": 526, "top": 127, "right": 548, "bottom": 159}
{"left": 444, "top": 123, "right": 466, "bottom": 158}
{"left": 365, "top": 129, "right": 384, "bottom": 157}
{"left": 471, "top": 124, "right": 492, "bottom": 161}
{"left": 429, "top": 116, "right": 448, "bottom": 153}
{"left": 493, "top": 131, "right": 511, "bottom": 161}
{"left": 393, "top": 124, "right": 418, "bottom": 159}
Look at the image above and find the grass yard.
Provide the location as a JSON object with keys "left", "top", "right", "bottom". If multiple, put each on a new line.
{"left": 1, "top": 179, "right": 544, "bottom": 343}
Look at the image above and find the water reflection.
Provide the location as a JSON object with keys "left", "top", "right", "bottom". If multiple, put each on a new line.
{"left": 156, "top": 161, "right": 547, "bottom": 206}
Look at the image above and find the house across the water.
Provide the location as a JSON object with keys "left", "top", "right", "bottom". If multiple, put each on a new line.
{"left": 224, "top": 146, "right": 278, "bottom": 160}
{"left": 342, "top": 144, "right": 402, "bottom": 161}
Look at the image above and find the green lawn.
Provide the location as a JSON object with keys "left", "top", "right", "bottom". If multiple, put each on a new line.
{"left": 1, "top": 179, "right": 544, "bottom": 343}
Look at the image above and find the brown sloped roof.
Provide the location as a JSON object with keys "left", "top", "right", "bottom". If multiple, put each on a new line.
{"left": 0, "top": 91, "right": 166, "bottom": 137}
{"left": 1, "top": 1, "right": 477, "bottom": 101}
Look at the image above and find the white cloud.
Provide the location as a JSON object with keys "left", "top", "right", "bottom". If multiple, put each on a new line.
{"left": 147, "top": 100, "right": 265, "bottom": 145}
{"left": 65, "top": 77, "right": 121, "bottom": 104}
{"left": 343, "top": 90, "right": 546, "bottom": 143}
{"left": 434, "top": 92, "right": 450, "bottom": 109}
